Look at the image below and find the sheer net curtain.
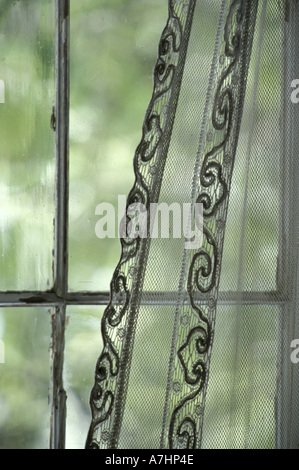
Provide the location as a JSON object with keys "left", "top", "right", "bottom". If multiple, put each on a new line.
{"left": 86, "top": 0, "right": 299, "bottom": 449}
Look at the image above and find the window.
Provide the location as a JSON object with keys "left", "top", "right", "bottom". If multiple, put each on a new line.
{"left": 0, "top": 0, "right": 298, "bottom": 450}
{"left": 0, "top": 0, "right": 167, "bottom": 449}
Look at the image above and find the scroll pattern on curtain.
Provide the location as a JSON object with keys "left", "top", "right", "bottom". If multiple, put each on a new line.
{"left": 86, "top": 0, "right": 258, "bottom": 450}
{"left": 163, "top": 0, "right": 258, "bottom": 449}
{"left": 86, "top": 0, "right": 197, "bottom": 449}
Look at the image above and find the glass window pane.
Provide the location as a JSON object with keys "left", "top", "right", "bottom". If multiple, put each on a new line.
{"left": 64, "top": 305, "right": 103, "bottom": 449}
{"left": 0, "top": 307, "right": 52, "bottom": 449}
{"left": 219, "top": 5, "right": 283, "bottom": 292}
{"left": 68, "top": 0, "right": 168, "bottom": 292}
{"left": 0, "top": 0, "right": 55, "bottom": 291}
{"left": 202, "top": 305, "right": 280, "bottom": 449}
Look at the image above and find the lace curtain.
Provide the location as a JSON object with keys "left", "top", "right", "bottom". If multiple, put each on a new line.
{"left": 86, "top": 0, "right": 299, "bottom": 449}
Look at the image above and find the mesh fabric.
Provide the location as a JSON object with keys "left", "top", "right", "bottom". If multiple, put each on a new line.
{"left": 86, "top": 0, "right": 299, "bottom": 449}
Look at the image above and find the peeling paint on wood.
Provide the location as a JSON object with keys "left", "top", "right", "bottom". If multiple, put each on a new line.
{"left": 50, "top": 306, "right": 67, "bottom": 449}
{"left": 63, "top": 0, "right": 69, "bottom": 20}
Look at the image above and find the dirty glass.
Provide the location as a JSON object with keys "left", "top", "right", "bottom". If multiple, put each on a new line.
{"left": 68, "top": 0, "right": 168, "bottom": 292}
{"left": 0, "top": 0, "right": 56, "bottom": 291}
{"left": 0, "top": 307, "right": 52, "bottom": 449}
{"left": 64, "top": 305, "right": 103, "bottom": 449}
